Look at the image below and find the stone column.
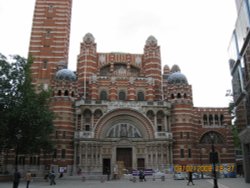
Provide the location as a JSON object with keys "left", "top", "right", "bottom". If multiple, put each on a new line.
{"left": 164, "top": 114, "right": 168, "bottom": 131}
{"left": 79, "top": 143, "right": 82, "bottom": 166}
{"left": 81, "top": 114, "right": 84, "bottom": 130}
{"left": 132, "top": 146, "right": 137, "bottom": 169}
{"left": 166, "top": 145, "right": 169, "bottom": 165}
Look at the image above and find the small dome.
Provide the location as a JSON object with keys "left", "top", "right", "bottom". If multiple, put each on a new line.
{"left": 167, "top": 71, "right": 188, "bottom": 84}
{"left": 55, "top": 69, "right": 76, "bottom": 81}
{"left": 83, "top": 33, "right": 95, "bottom": 44}
{"left": 163, "top": 64, "right": 170, "bottom": 74}
{"left": 170, "top": 64, "right": 181, "bottom": 73}
{"left": 146, "top": 35, "right": 157, "bottom": 46}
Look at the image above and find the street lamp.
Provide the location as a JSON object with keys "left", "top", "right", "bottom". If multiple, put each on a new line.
{"left": 200, "top": 148, "right": 204, "bottom": 179}
{"left": 210, "top": 133, "right": 219, "bottom": 188}
{"left": 15, "top": 130, "right": 22, "bottom": 170}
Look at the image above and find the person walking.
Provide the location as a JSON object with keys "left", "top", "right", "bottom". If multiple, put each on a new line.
{"left": 139, "top": 170, "right": 146, "bottom": 182}
{"left": 187, "top": 171, "right": 195, "bottom": 186}
{"left": 25, "top": 171, "right": 32, "bottom": 188}
{"left": 49, "top": 170, "right": 56, "bottom": 185}
{"left": 13, "top": 168, "right": 21, "bottom": 188}
{"left": 59, "top": 167, "right": 64, "bottom": 178}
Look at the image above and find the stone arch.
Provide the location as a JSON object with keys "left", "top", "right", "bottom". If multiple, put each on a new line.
{"left": 94, "top": 108, "right": 154, "bottom": 139}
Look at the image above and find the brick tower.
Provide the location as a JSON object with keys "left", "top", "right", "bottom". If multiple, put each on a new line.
{"left": 28, "top": 0, "right": 74, "bottom": 173}
{"left": 28, "top": 0, "right": 72, "bottom": 88}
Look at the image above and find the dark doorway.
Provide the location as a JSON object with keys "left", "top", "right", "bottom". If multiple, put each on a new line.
{"left": 116, "top": 148, "right": 132, "bottom": 172}
{"left": 103, "top": 158, "right": 110, "bottom": 175}
{"left": 137, "top": 158, "right": 145, "bottom": 170}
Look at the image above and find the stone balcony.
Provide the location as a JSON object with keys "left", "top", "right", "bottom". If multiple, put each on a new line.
{"left": 75, "top": 100, "right": 171, "bottom": 112}
{"left": 74, "top": 131, "right": 94, "bottom": 139}
{"left": 74, "top": 131, "right": 173, "bottom": 140}
{"left": 154, "top": 132, "right": 172, "bottom": 139}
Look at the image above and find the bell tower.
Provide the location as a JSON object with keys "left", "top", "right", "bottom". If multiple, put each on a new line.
{"left": 28, "top": 0, "right": 73, "bottom": 88}
{"left": 143, "top": 36, "right": 162, "bottom": 100}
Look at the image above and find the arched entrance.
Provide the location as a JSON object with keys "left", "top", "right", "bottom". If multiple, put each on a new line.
{"left": 94, "top": 108, "right": 154, "bottom": 172}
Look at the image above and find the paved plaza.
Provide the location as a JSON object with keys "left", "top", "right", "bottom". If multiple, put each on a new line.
{"left": 0, "top": 176, "right": 249, "bottom": 188}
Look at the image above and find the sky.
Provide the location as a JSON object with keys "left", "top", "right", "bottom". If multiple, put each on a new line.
{"left": 0, "top": 0, "right": 237, "bottom": 107}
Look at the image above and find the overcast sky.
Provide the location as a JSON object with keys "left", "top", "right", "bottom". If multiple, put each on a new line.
{"left": 0, "top": 0, "right": 237, "bottom": 107}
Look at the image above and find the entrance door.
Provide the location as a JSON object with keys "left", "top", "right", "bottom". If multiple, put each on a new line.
{"left": 137, "top": 158, "right": 145, "bottom": 170}
{"left": 116, "top": 148, "right": 132, "bottom": 171}
{"left": 103, "top": 158, "right": 110, "bottom": 175}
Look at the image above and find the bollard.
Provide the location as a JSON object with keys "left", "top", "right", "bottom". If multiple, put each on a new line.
{"left": 161, "top": 176, "right": 165, "bottom": 181}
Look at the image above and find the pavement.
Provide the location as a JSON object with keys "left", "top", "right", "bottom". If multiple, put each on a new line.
{"left": 0, "top": 175, "right": 249, "bottom": 188}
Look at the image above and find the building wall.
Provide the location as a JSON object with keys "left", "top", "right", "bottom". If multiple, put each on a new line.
{"left": 229, "top": 0, "right": 250, "bottom": 183}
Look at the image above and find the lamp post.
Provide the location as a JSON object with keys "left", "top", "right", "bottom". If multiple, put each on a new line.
{"left": 210, "top": 134, "right": 219, "bottom": 188}
{"left": 15, "top": 130, "right": 22, "bottom": 170}
{"left": 200, "top": 148, "right": 204, "bottom": 179}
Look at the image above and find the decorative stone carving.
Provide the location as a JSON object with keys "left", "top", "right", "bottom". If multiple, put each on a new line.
{"left": 106, "top": 123, "right": 142, "bottom": 138}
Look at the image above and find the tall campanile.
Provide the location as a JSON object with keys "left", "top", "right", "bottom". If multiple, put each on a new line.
{"left": 28, "top": 0, "right": 72, "bottom": 88}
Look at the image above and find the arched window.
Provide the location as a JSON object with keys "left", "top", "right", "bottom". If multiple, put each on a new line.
{"left": 58, "top": 90, "right": 62, "bottom": 96}
{"left": 94, "top": 109, "right": 103, "bottom": 123}
{"left": 100, "top": 90, "right": 108, "bottom": 100}
{"left": 220, "top": 115, "right": 224, "bottom": 125}
{"left": 209, "top": 114, "right": 213, "bottom": 125}
{"left": 156, "top": 111, "right": 164, "bottom": 125}
{"left": 214, "top": 115, "right": 219, "bottom": 125}
{"left": 83, "top": 109, "right": 91, "bottom": 123}
{"left": 118, "top": 91, "right": 126, "bottom": 100}
{"left": 200, "top": 131, "right": 224, "bottom": 144}
{"left": 203, "top": 114, "right": 207, "bottom": 125}
{"left": 137, "top": 91, "right": 144, "bottom": 101}
{"left": 146, "top": 110, "right": 154, "bottom": 122}
{"left": 43, "top": 60, "right": 48, "bottom": 69}
{"left": 177, "top": 93, "right": 181, "bottom": 98}
{"left": 64, "top": 90, "right": 69, "bottom": 96}
{"left": 171, "top": 94, "right": 175, "bottom": 99}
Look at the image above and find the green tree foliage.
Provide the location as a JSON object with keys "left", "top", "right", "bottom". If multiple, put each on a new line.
{"left": 0, "top": 54, "right": 54, "bottom": 154}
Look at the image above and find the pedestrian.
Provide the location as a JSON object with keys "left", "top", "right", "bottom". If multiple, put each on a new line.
{"left": 13, "top": 168, "right": 21, "bottom": 188}
{"left": 25, "top": 170, "right": 32, "bottom": 188}
{"left": 139, "top": 170, "right": 146, "bottom": 182}
{"left": 105, "top": 167, "right": 110, "bottom": 181}
{"left": 49, "top": 170, "right": 56, "bottom": 185}
{"left": 113, "top": 165, "right": 118, "bottom": 180}
{"left": 59, "top": 167, "right": 64, "bottom": 178}
{"left": 187, "top": 171, "right": 194, "bottom": 186}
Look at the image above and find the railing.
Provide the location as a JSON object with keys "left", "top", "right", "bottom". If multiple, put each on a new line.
{"left": 74, "top": 131, "right": 94, "bottom": 139}
{"left": 75, "top": 131, "right": 173, "bottom": 139}
{"left": 75, "top": 100, "right": 171, "bottom": 110}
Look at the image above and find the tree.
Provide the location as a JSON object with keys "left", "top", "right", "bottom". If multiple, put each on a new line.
{"left": 0, "top": 54, "right": 55, "bottom": 154}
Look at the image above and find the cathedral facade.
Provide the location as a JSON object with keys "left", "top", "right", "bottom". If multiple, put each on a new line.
{"left": 5, "top": 0, "right": 235, "bottom": 176}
